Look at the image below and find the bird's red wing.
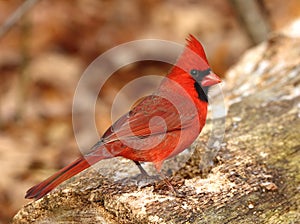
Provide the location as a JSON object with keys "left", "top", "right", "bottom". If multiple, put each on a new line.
{"left": 102, "top": 95, "right": 197, "bottom": 144}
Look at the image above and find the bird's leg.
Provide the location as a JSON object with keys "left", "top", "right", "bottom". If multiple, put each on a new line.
{"left": 157, "top": 170, "right": 177, "bottom": 195}
{"left": 133, "top": 161, "right": 160, "bottom": 184}
{"left": 133, "top": 161, "right": 163, "bottom": 186}
{"left": 153, "top": 161, "right": 177, "bottom": 195}
{"left": 135, "top": 161, "right": 177, "bottom": 195}
{"left": 134, "top": 161, "right": 151, "bottom": 177}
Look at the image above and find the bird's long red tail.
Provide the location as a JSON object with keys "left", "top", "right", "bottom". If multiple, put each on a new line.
{"left": 25, "top": 152, "right": 107, "bottom": 200}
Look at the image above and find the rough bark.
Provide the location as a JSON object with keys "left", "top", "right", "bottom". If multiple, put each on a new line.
{"left": 12, "top": 33, "right": 300, "bottom": 223}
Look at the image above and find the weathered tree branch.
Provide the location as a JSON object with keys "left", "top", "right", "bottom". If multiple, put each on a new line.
{"left": 0, "top": 0, "right": 40, "bottom": 38}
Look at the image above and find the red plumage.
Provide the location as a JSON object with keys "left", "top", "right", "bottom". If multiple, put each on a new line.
{"left": 25, "top": 35, "right": 221, "bottom": 200}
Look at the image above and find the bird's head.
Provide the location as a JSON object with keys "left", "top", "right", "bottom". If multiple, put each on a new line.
{"left": 172, "top": 34, "right": 221, "bottom": 88}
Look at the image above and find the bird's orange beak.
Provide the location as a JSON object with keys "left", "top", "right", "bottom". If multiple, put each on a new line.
{"left": 201, "top": 72, "right": 221, "bottom": 86}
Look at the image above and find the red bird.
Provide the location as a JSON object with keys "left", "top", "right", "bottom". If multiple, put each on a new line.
{"left": 25, "top": 35, "right": 221, "bottom": 200}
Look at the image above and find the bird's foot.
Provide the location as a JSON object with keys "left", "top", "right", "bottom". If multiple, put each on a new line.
{"left": 134, "top": 173, "right": 160, "bottom": 186}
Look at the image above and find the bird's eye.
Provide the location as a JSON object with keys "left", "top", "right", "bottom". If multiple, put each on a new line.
{"left": 190, "top": 69, "right": 198, "bottom": 76}
{"left": 191, "top": 68, "right": 211, "bottom": 77}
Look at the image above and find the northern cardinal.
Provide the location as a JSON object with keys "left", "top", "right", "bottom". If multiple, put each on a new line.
{"left": 25, "top": 35, "right": 221, "bottom": 200}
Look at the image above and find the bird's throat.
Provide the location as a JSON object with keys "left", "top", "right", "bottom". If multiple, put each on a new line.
{"left": 194, "top": 82, "right": 208, "bottom": 102}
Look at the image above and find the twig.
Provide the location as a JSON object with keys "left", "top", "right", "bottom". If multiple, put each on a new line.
{"left": 0, "top": 0, "right": 40, "bottom": 39}
{"left": 229, "top": 0, "right": 270, "bottom": 44}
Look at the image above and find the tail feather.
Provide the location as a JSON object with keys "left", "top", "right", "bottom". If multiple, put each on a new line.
{"left": 25, "top": 155, "right": 100, "bottom": 200}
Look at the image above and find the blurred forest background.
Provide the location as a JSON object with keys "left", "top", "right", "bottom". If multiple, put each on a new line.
{"left": 0, "top": 0, "right": 300, "bottom": 222}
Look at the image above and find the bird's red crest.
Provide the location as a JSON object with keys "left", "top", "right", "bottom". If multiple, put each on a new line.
{"left": 170, "top": 34, "right": 210, "bottom": 75}
{"left": 186, "top": 34, "right": 208, "bottom": 64}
